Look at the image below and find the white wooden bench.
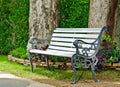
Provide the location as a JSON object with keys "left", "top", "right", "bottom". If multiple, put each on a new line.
{"left": 28, "top": 26, "right": 107, "bottom": 84}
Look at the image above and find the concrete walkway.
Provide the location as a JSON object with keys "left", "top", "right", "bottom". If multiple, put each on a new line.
{"left": 0, "top": 71, "right": 55, "bottom": 87}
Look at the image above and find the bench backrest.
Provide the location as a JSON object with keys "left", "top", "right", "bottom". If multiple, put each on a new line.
{"left": 47, "top": 28, "right": 105, "bottom": 57}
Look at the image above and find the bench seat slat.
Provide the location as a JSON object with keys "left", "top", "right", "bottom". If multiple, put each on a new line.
{"left": 30, "top": 49, "right": 94, "bottom": 57}
{"left": 30, "top": 49, "right": 75, "bottom": 57}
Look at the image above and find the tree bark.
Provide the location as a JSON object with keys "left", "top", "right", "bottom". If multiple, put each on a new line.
{"left": 107, "top": 0, "right": 118, "bottom": 39}
{"left": 29, "top": 0, "right": 58, "bottom": 40}
{"left": 115, "top": 1, "right": 120, "bottom": 45}
{"left": 89, "top": 0, "right": 118, "bottom": 39}
{"left": 88, "top": 0, "right": 110, "bottom": 28}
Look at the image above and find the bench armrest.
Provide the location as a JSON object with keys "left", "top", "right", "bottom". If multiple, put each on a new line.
{"left": 73, "top": 26, "right": 107, "bottom": 57}
{"left": 73, "top": 39, "right": 98, "bottom": 57}
{"left": 28, "top": 37, "right": 39, "bottom": 49}
{"left": 27, "top": 37, "right": 49, "bottom": 51}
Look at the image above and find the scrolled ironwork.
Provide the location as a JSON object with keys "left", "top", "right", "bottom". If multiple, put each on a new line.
{"left": 72, "top": 54, "right": 92, "bottom": 69}
{"left": 72, "top": 54, "right": 85, "bottom": 68}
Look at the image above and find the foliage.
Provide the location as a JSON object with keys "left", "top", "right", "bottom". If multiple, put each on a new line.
{"left": 58, "top": 0, "right": 90, "bottom": 28}
{"left": 102, "top": 35, "right": 120, "bottom": 63}
{"left": 0, "top": 0, "right": 29, "bottom": 54}
{"left": 10, "top": 47, "right": 27, "bottom": 59}
{"left": 96, "top": 35, "right": 120, "bottom": 70}
{"left": 51, "top": 56, "right": 67, "bottom": 62}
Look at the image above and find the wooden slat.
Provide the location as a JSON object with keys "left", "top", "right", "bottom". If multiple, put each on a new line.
{"left": 47, "top": 49, "right": 95, "bottom": 56}
{"left": 52, "top": 33, "right": 99, "bottom": 38}
{"left": 50, "top": 42, "right": 97, "bottom": 50}
{"left": 30, "top": 49, "right": 75, "bottom": 57}
{"left": 51, "top": 37, "right": 75, "bottom": 42}
{"left": 55, "top": 28, "right": 102, "bottom": 33}
{"left": 51, "top": 37, "right": 97, "bottom": 43}
{"left": 48, "top": 45, "right": 95, "bottom": 54}
{"left": 30, "top": 49, "right": 95, "bottom": 57}
{"left": 50, "top": 42, "right": 73, "bottom": 47}
{"left": 48, "top": 45, "right": 76, "bottom": 52}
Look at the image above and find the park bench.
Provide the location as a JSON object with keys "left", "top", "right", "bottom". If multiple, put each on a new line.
{"left": 28, "top": 26, "right": 107, "bottom": 84}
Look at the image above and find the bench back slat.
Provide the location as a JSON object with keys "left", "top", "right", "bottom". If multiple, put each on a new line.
{"left": 55, "top": 28, "right": 102, "bottom": 33}
{"left": 50, "top": 42, "right": 74, "bottom": 47}
{"left": 52, "top": 33, "right": 99, "bottom": 39}
{"left": 48, "top": 45, "right": 96, "bottom": 54}
{"left": 51, "top": 37, "right": 98, "bottom": 43}
{"left": 47, "top": 28, "right": 103, "bottom": 57}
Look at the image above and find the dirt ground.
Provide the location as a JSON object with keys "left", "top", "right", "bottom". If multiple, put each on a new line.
{"left": 34, "top": 78, "right": 120, "bottom": 87}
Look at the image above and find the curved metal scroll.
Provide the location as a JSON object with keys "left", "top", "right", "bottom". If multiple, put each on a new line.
{"left": 72, "top": 54, "right": 92, "bottom": 69}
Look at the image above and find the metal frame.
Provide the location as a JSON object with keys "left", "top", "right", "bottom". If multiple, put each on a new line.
{"left": 71, "top": 26, "right": 107, "bottom": 84}
{"left": 27, "top": 37, "right": 51, "bottom": 72}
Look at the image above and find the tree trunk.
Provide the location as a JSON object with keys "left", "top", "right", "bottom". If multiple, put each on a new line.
{"left": 29, "top": 0, "right": 58, "bottom": 40}
{"left": 88, "top": 0, "right": 110, "bottom": 28}
{"left": 115, "top": 1, "right": 120, "bottom": 46}
{"left": 89, "top": 0, "right": 118, "bottom": 39}
{"left": 106, "top": 0, "right": 118, "bottom": 39}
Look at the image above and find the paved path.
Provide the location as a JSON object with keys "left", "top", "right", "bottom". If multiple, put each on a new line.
{"left": 0, "top": 71, "right": 55, "bottom": 87}
{"left": 1, "top": 71, "right": 120, "bottom": 87}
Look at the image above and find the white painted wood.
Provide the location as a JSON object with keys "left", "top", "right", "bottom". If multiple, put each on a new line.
{"left": 52, "top": 33, "right": 99, "bottom": 38}
{"left": 50, "top": 42, "right": 74, "bottom": 47}
{"left": 30, "top": 49, "right": 75, "bottom": 57}
{"left": 29, "top": 28, "right": 103, "bottom": 58}
{"left": 55, "top": 28, "right": 102, "bottom": 32}
{"left": 30, "top": 49, "right": 94, "bottom": 57}
{"left": 48, "top": 45, "right": 76, "bottom": 52}
{"left": 51, "top": 37, "right": 97, "bottom": 43}
{"left": 48, "top": 45, "right": 95, "bottom": 53}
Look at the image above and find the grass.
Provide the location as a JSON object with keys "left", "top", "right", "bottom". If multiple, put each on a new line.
{"left": 0, "top": 55, "right": 120, "bottom": 85}
{"left": 0, "top": 55, "right": 76, "bottom": 80}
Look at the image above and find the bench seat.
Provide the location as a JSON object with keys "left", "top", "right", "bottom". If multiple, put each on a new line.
{"left": 30, "top": 49, "right": 76, "bottom": 57}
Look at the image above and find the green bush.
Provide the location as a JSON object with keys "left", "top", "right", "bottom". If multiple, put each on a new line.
{"left": 58, "top": 0, "right": 90, "bottom": 28}
{"left": 102, "top": 35, "right": 120, "bottom": 63}
{"left": 10, "top": 47, "right": 27, "bottom": 59}
{"left": 0, "top": 0, "right": 89, "bottom": 54}
{"left": 0, "top": 0, "right": 29, "bottom": 54}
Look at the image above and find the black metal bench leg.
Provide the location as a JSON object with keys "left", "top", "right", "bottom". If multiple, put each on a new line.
{"left": 71, "top": 57, "right": 77, "bottom": 84}
{"left": 91, "top": 64, "right": 98, "bottom": 82}
{"left": 45, "top": 55, "right": 50, "bottom": 70}
{"left": 28, "top": 52, "right": 33, "bottom": 72}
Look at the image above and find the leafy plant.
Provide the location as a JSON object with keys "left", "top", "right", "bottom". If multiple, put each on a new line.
{"left": 96, "top": 35, "right": 120, "bottom": 70}
{"left": 10, "top": 47, "right": 27, "bottom": 59}
{"left": 102, "top": 35, "right": 120, "bottom": 63}
{"left": 0, "top": 0, "right": 29, "bottom": 54}
{"left": 58, "top": 0, "right": 90, "bottom": 28}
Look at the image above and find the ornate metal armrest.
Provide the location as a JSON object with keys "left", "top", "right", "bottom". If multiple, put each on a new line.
{"left": 73, "top": 39, "right": 97, "bottom": 56}
{"left": 28, "top": 37, "right": 39, "bottom": 49}
{"left": 73, "top": 26, "right": 108, "bottom": 57}
{"left": 28, "top": 37, "right": 49, "bottom": 50}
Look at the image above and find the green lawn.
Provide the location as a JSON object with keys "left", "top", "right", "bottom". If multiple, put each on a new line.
{"left": 0, "top": 55, "right": 76, "bottom": 80}
{"left": 0, "top": 55, "right": 120, "bottom": 83}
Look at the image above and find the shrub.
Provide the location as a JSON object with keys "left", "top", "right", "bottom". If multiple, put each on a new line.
{"left": 10, "top": 47, "right": 27, "bottom": 59}
{"left": 96, "top": 35, "right": 120, "bottom": 70}
{"left": 58, "top": 0, "right": 90, "bottom": 28}
{"left": 0, "top": 0, "right": 29, "bottom": 54}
